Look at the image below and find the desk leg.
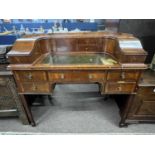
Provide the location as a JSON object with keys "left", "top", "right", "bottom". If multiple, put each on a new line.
{"left": 48, "top": 95, "right": 54, "bottom": 106}
{"left": 19, "top": 94, "right": 36, "bottom": 127}
{"left": 118, "top": 95, "right": 135, "bottom": 127}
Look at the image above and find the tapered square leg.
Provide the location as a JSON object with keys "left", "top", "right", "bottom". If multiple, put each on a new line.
{"left": 19, "top": 94, "right": 36, "bottom": 126}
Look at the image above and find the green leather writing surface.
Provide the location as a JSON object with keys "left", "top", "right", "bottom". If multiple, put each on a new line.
{"left": 41, "top": 53, "right": 118, "bottom": 65}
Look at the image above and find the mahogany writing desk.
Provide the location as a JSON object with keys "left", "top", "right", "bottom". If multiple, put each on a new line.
{"left": 7, "top": 32, "right": 148, "bottom": 126}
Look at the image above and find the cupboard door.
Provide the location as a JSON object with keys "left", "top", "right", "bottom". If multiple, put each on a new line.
{"left": 135, "top": 100, "right": 155, "bottom": 116}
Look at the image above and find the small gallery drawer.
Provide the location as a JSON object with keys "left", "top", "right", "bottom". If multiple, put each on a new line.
{"left": 120, "top": 55, "right": 147, "bottom": 63}
{"left": 138, "top": 86, "right": 155, "bottom": 100}
{"left": 15, "top": 71, "right": 47, "bottom": 82}
{"left": 48, "top": 71, "right": 106, "bottom": 83}
{"left": 78, "top": 38, "right": 99, "bottom": 44}
{"left": 135, "top": 100, "right": 155, "bottom": 116}
{"left": 105, "top": 82, "right": 136, "bottom": 93}
{"left": 78, "top": 45, "right": 99, "bottom": 51}
{"left": 54, "top": 38, "right": 78, "bottom": 52}
{"left": 107, "top": 71, "right": 140, "bottom": 81}
{"left": 19, "top": 82, "right": 50, "bottom": 93}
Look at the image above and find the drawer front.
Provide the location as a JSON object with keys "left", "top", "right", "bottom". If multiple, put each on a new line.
{"left": 136, "top": 100, "right": 155, "bottom": 116}
{"left": 88, "top": 72, "right": 106, "bottom": 81}
{"left": 48, "top": 71, "right": 106, "bottom": 83}
{"left": 138, "top": 87, "right": 155, "bottom": 100}
{"left": 54, "top": 38, "right": 77, "bottom": 52}
{"left": 20, "top": 82, "right": 50, "bottom": 93}
{"left": 107, "top": 71, "right": 140, "bottom": 81}
{"left": 15, "top": 71, "right": 47, "bottom": 82}
{"left": 121, "top": 55, "right": 146, "bottom": 63}
{"left": 105, "top": 82, "right": 136, "bottom": 93}
{"left": 78, "top": 45, "right": 99, "bottom": 51}
{"left": 78, "top": 38, "right": 100, "bottom": 45}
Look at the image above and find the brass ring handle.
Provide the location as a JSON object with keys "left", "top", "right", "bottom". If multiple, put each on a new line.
{"left": 27, "top": 73, "right": 32, "bottom": 80}
{"left": 118, "top": 86, "right": 122, "bottom": 91}
{"left": 89, "top": 74, "right": 93, "bottom": 79}
{"left": 121, "top": 72, "right": 125, "bottom": 79}
{"left": 32, "top": 85, "right": 37, "bottom": 91}
{"left": 60, "top": 74, "right": 64, "bottom": 79}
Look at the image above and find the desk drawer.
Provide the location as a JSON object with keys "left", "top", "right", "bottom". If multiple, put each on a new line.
{"left": 19, "top": 82, "right": 50, "bottom": 93}
{"left": 15, "top": 71, "right": 47, "bottom": 82}
{"left": 105, "top": 82, "right": 136, "bottom": 93}
{"left": 48, "top": 71, "right": 106, "bottom": 83}
{"left": 107, "top": 71, "right": 140, "bottom": 81}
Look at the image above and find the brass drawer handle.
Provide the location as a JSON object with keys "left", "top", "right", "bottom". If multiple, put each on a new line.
{"left": 121, "top": 72, "right": 125, "bottom": 79}
{"left": 85, "top": 47, "right": 88, "bottom": 51}
{"left": 60, "top": 74, "right": 64, "bottom": 79}
{"left": 32, "top": 85, "right": 37, "bottom": 91}
{"left": 118, "top": 86, "right": 122, "bottom": 91}
{"left": 153, "top": 88, "right": 155, "bottom": 93}
{"left": 89, "top": 74, "right": 93, "bottom": 79}
{"left": 27, "top": 73, "right": 32, "bottom": 80}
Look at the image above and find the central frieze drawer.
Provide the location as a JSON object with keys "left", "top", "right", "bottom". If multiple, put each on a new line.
{"left": 15, "top": 71, "right": 47, "bottom": 82}
{"left": 105, "top": 82, "right": 136, "bottom": 93}
{"left": 48, "top": 71, "right": 106, "bottom": 82}
{"left": 107, "top": 71, "right": 140, "bottom": 81}
{"left": 19, "top": 82, "right": 50, "bottom": 93}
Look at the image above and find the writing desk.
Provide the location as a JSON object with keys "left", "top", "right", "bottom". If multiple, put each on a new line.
{"left": 7, "top": 32, "right": 148, "bottom": 126}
